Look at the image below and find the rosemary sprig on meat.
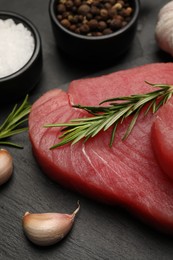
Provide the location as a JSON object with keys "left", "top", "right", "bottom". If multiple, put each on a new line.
{"left": 0, "top": 95, "right": 31, "bottom": 148}
{"left": 45, "top": 82, "right": 173, "bottom": 149}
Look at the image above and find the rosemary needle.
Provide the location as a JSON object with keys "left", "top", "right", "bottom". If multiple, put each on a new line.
{"left": 0, "top": 95, "right": 31, "bottom": 148}
{"left": 44, "top": 82, "right": 173, "bottom": 149}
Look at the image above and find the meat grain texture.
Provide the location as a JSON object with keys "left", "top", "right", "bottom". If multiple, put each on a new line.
{"left": 29, "top": 63, "right": 173, "bottom": 233}
{"left": 152, "top": 98, "right": 173, "bottom": 181}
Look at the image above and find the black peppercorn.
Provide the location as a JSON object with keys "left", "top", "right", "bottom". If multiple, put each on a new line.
{"left": 80, "top": 24, "right": 90, "bottom": 34}
{"left": 66, "top": 0, "right": 73, "bottom": 9}
{"left": 57, "top": 4, "right": 66, "bottom": 13}
{"left": 68, "top": 15, "right": 75, "bottom": 24}
{"left": 74, "top": 0, "right": 81, "bottom": 6}
{"left": 123, "top": 7, "right": 133, "bottom": 16}
{"left": 57, "top": 14, "right": 62, "bottom": 20}
{"left": 98, "top": 21, "right": 107, "bottom": 31}
{"left": 118, "top": 0, "right": 125, "bottom": 7}
{"left": 86, "top": 13, "right": 93, "bottom": 20}
{"left": 104, "top": 3, "right": 112, "bottom": 10}
{"left": 109, "top": 0, "right": 116, "bottom": 4}
{"left": 62, "top": 11, "right": 70, "bottom": 18}
{"left": 110, "top": 18, "right": 122, "bottom": 29}
{"left": 103, "top": 28, "right": 113, "bottom": 35}
{"left": 78, "top": 4, "right": 90, "bottom": 15}
{"left": 61, "top": 19, "right": 71, "bottom": 28}
{"left": 94, "top": 32, "right": 103, "bottom": 36}
{"left": 72, "top": 15, "right": 79, "bottom": 23}
{"left": 88, "top": 19, "right": 98, "bottom": 29}
{"left": 70, "top": 24, "right": 77, "bottom": 31}
{"left": 78, "top": 15, "right": 84, "bottom": 22}
{"left": 100, "top": 9, "right": 108, "bottom": 19}
{"left": 71, "top": 6, "right": 77, "bottom": 12}
{"left": 92, "top": 0, "right": 101, "bottom": 7}
{"left": 90, "top": 6, "right": 100, "bottom": 16}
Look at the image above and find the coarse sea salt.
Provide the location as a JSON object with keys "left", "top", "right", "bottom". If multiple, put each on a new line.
{"left": 0, "top": 18, "right": 35, "bottom": 78}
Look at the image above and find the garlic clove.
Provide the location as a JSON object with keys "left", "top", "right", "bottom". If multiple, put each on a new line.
{"left": 0, "top": 149, "right": 13, "bottom": 185}
{"left": 22, "top": 202, "right": 80, "bottom": 246}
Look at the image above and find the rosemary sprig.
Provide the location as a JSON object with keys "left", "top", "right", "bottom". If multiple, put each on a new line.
{"left": 0, "top": 95, "right": 31, "bottom": 148}
{"left": 45, "top": 82, "right": 173, "bottom": 149}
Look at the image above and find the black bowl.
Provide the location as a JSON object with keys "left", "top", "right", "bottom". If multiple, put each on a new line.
{"left": 0, "top": 11, "right": 43, "bottom": 103}
{"left": 49, "top": 0, "right": 140, "bottom": 62}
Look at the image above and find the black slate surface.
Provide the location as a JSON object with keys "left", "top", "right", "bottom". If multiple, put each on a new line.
{"left": 0, "top": 0, "right": 173, "bottom": 259}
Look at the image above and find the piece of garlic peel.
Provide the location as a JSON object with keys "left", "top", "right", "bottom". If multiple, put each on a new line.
{"left": 22, "top": 202, "right": 80, "bottom": 246}
{"left": 0, "top": 149, "right": 13, "bottom": 185}
{"left": 155, "top": 1, "right": 173, "bottom": 57}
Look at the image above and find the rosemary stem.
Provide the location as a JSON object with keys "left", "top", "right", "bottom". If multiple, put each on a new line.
{"left": 45, "top": 82, "right": 173, "bottom": 149}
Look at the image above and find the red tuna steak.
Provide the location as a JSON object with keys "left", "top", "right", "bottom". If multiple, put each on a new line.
{"left": 29, "top": 63, "right": 173, "bottom": 233}
{"left": 152, "top": 98, "right": 173, "bottom": 181}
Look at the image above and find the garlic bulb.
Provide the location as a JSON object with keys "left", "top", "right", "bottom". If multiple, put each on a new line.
{"left": 22, "top": 202, "right": 80, "bottom": 246}
{"left": 155, "top": 1, "right": 173, "bottom": 56}
{"left": 0, "top": 149, "right": 13, "bottom": 185}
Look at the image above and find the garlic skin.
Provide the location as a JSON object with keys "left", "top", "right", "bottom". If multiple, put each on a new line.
{"left": 155, "top": 1, "right": 173, "bottom": 56}
{"left": 22, "top": 203, "right": 80, "bottom": 246}
{"left": 0, "top": 149, "right": 13, "bottom": 185}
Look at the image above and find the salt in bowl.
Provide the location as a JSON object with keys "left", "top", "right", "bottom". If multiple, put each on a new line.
{"left": 0, "top": 11, "right": 42, "bottom": 103}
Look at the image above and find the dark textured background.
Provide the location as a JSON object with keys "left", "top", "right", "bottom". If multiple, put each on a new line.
{"left": 0, "top": 0, "right": 173, "bottom": 259}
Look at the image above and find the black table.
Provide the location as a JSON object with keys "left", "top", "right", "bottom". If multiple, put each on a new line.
{"left": 0, "top": 0, "right": 173, "bottom": 259}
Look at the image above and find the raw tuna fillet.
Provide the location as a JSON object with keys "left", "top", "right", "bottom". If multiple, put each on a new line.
{"left": 29, "top": 63, "right": 173, "bottom": 233}
{"left": 152, "top": 98, "right": 173, "bottom": 181}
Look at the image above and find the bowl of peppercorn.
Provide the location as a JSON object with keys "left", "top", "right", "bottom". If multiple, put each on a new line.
{"left": 49, "top": 0, "right": 140, "bottom": 62}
